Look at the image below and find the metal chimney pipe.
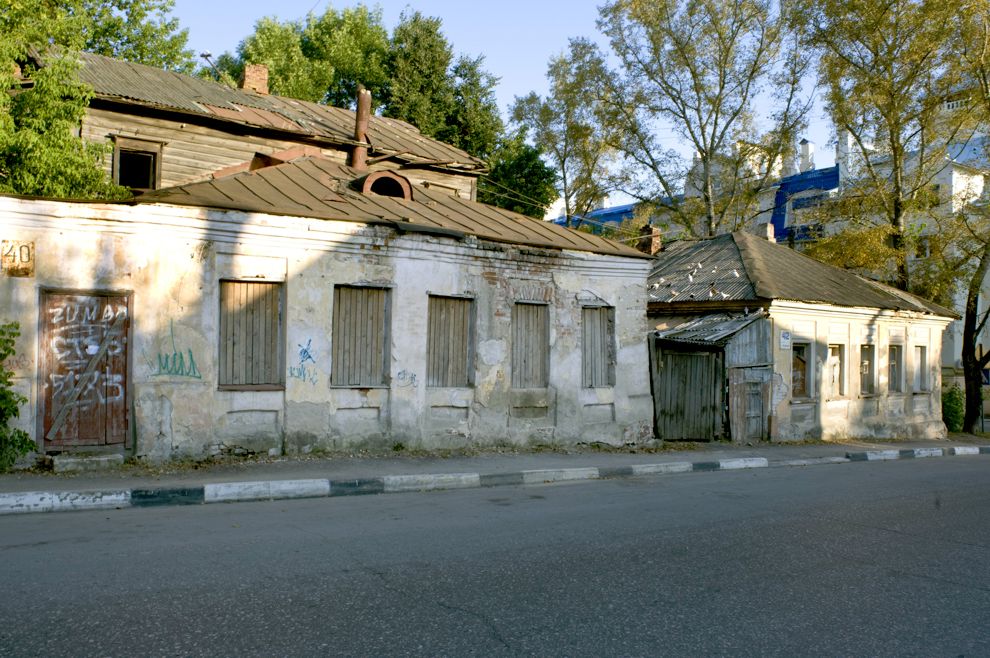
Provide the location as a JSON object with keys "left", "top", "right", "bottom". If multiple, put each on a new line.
{"left": 350, "top": 86, "right": 372, "bottom": 171}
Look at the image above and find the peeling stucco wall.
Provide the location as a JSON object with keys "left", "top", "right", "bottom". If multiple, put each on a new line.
{"left": 1, "top": 196, "right": 653, "bottom": 460}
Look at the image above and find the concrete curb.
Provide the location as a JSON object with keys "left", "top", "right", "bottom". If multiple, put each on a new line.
{"left": 1, "top": 446, "right": 986, "bottom": 516}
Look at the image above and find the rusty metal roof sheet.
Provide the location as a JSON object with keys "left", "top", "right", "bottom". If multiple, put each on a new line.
{"left": 654, "top": 311, "right": 765, "bottom": 346}
{"left": 649, "top": 232, "right": 956, "bottom": 317}
{"left": 132, "top": 158, "right": 649, "bottom": 259}
{"left": 73, "top": 52, "right": 485, "bottom": 172}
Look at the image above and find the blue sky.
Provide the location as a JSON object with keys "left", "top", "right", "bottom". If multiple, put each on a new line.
{"left": 170, "top": 0, "right": 834, "bottom": 168}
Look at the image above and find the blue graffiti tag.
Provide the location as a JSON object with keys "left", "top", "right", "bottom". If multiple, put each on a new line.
{"left": 288, "top": 338, "right": 319, "bottom": 385}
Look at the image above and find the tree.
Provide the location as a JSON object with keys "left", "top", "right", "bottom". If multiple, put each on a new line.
{"left": 0, "top": 2, "right": 129, "bottom": 198}
{"left": 589, "top": 0, "right": 810, "bottom": 237}
{"left": 217, "top": 7, "right": 389, "bottom": 107}
{"left": 512, "top": 39, "right": 617, "bottom": 228}
{"left": 383, "top": 11, "right": 456, "bottom": 139}
{"left": 949, "top": 1, "right": 990, "bottom": 432}
{"left": 799, "top": 0, "right": 968, "bottom": 290}
{"left": 72, "top": 0, "right": 194, "bottom": 72}
{"left": 478, "top": 134, "right": 558, "bottom": 218}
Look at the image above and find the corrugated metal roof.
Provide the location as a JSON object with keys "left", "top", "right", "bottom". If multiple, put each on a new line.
{"left": 72, "top": 52, "right": 485, "bottom": 172}
{"left": 649, "top": 232, "right": 957, "bottom": 317}
{"left": 654, "top": 312, "right": 764, "bottom": 346}
{"left": 132, "top": 157, "right": 649, "bottom": 259}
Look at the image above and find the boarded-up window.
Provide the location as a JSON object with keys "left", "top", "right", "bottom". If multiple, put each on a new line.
{"left": 512, "top": 302, "right": 550, "bottom": 388}
{"left": 427, "top": 295, "right": 473, "bottom": 387}
{"left": 332, "top": 286, "right": 389, "bottom": 386}
{"left": 582, "top": 306, "right": 615, "bottom": 388}
{"left": 219, "top": 280, "right": 284, "bottom": 388}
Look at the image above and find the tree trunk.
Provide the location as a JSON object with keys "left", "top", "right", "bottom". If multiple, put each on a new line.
{"left": 962, "top": 244, "right": 990, "bottom": 433}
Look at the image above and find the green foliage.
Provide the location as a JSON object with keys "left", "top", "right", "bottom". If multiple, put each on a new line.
{"left": 798, "top": 0, "right": 967, "bottom": 290}
{"left": 0, "top": 55, "right": 129, "bottom": 199}
{"left": 0, "top": 322, "right": 34, "bottom": 472}
{"left": 0, "top": 0, "right": 186, "bottom": 198}
{"left": 511, "top": 38, "right": 616, "bottom": 228}
{"left": 74, "top": 0, "right": 194, "bottom": 72}
{"left": 216, "top": 7, "right": 503, "bottom": 160}
{"left": 217, "top": 7, "right": 389, "bottom": 106}
{"left": 942, "top": 384, "right": 965, "bottom": 433}
{"left": 478, "top": 135, "right": 558, "bottom": 218}
{"left": 383, "top": 11, "right": 455, "bottom": 138}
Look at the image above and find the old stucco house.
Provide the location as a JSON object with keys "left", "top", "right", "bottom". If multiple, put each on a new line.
{"left": 648, "top": 232, "right": 956, "bottom": 442}
{"left": 0, "top": 153, "right": 654, "bottom": 461}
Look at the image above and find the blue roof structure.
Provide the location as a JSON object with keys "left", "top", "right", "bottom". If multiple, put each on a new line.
{"left": 769, "top": 165, "right": 839, "bottom": 241}
{"left": 552, "top": 203, "right": 637, "bottom": 233}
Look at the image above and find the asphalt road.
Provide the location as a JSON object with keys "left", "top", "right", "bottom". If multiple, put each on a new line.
{"left": 2, "top": 458, "right": 989, "bottom": 657}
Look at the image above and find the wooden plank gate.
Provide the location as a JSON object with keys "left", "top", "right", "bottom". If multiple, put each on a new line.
{"left": 650, "top": 339, "right": 725, "bottom": 441}
{"left": 39, "top": 291, "right": 130, "bottom": 450}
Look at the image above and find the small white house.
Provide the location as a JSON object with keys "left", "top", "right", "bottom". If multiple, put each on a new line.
{"left": 648, "top": 232, "right": 956, "bottom": 441}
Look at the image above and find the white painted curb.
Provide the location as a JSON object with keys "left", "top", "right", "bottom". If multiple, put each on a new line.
{"left": 204, "top": 479, "right": 330, "bottom": 502}
{"left": 774, "top": 456, "right": 850, "bottom": 467}
{"left": 383, "top": 473, "right": 481, "bottom": 493}
{"left": 718, "top": 457, "right": 769, "bottom": 470}
{"left": 0, "top": 489, "right": 131, "bottom": 514}
{"left": 912, "top": 448, "right": 943, "bottom": 458}
{"left": 859, "top": 450, "right": 901, "bottom": 461}
{"left": 950, "top": 446, "right": 980, "bottom": 455}
{"left": 630, "top": 462, "right": 693, "bottom": 475}
{"left": 521, "top": 468, "right": 600, "bottom": 484}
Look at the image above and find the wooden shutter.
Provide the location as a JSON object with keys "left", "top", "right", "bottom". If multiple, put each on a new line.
{"left": 332, "top": 286, "right": 389, "bottom": 386}
{"left": 511, "top": 303, "right": 549, "bottom": 388}
{"left": 219, "top": 281, "right": 283, "bottom": 388}
{"left": 582, "top": 306, "right": 615, "bottom": 388}
{"left": 427, "top": 296, "right": 473, "bottom": 387}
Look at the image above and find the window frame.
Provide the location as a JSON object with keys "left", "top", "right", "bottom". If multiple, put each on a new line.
{"left": 217, "top": 279, "right": 285, "bottom": 391}
{"left": 791, "top": 342, "right": 812, "bottom": 399}
{"left": 860, "top": 344, "right": 877, "bottom": 396}
{"left": 331, "top": 285, "right": 391, "bottom": 388}
{"left": 426, "top": 294, "right": 475, "bottom": 388}
{"left": 888, "top": 344, "right": 904, "bottom": 393}
{"left": 112, "top": 136, "right": 164, "bottom": 191}
{"left": 913, "top": 345, "right": 929, "bottom": 393}
{"left": 511, "top": 301, "right": 550, "bottom": 389}
{"left": 826, "top": 343, "right": 845, "bottom": 398}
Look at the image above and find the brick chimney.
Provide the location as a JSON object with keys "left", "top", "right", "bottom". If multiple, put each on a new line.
{"left": 637, "top": 224, "right": 663, "bottom": 256}
{"left": 240, "top": 64, "right": 269, "bottom": 95}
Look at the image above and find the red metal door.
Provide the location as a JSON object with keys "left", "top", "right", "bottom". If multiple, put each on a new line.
{"left": 41, "top": 292, "right": 129, "bottom": 449}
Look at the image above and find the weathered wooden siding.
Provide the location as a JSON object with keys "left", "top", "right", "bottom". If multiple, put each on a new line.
{"left": 652, "top": 345, "right": 725, "bottom": 441}
{"left": 426, "top": 295, "right": 473, "bottom": 387}
{"left": 331, "top": 286, "right": 389, "bottom": 387}
{"left": 724, "top": 319, "right": 771, "bottom": 367}
{"left": 219, "top": 281, "right": 283, "bottom": 388}
{"left": 81, "top": 109, "right": 477, "bottom": 198}
{"left": 582, "top": 306, "right": 615, "bottom": 388}
{"left": 511, "top": 303, "right": 550, "bottom": 388}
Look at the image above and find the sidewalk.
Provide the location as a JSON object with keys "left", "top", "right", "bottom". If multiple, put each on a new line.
{"left": 2, "top": 435, "right": 989, "bottom": 515}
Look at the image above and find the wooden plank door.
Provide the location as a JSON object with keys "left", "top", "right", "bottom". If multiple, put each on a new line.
{"left": 40, "top": 292, "right": 129, "bottom": 449}
{"left": 653, "top": 347, "right": 723, "bottom": 441}
{"left": 728, "top": 367, "right": 771, "bottom": 443}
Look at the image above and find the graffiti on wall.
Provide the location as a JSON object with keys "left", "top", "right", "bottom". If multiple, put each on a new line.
{"left": 288, "top": 338, "right": 319, "bottom": 385}
{"left": 147, "top": 320, "right": 202, "bottom": 379}
{"left": 396, "top": 369, "right": 418, "bottom": 388}
{"left": 47, "top": 299, "right": 127, "bottom": 412}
